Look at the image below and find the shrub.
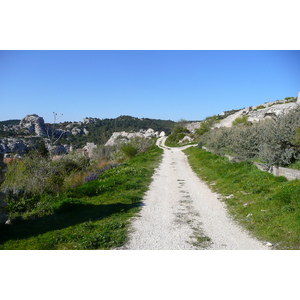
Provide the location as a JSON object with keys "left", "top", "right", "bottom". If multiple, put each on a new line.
{"left": 232, "top": 115, "right": 251, "bottom": 126}
{"left": 200, "top": 106, "right": 300, "bottom": 167}
{"left": 2, "top": 153, "right": 91, "bottom": 203}
{"left": 258, "top": 108, "right": 300, "bottom": 166}
{"left": 195, "top": 115, "right": 219, "bottom": 136}
{"left": 121, "top": 144, "right": 138, "bottom": 158}
{"left": 92, "top": 144, "right": 120, "bottom": 162}
{"left": 254, "top": 105, "right": 265, "bottom": 110}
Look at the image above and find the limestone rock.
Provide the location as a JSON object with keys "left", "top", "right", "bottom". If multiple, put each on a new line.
{"left": 71, "top": 127, "right": 82, "bottom": 135}
{"left": 83, "top": 142, "right": 97, "bottom": 158}
{"left": 185, "top": 122, "right": 201, "bottom": 133}
{"left": 19, "top": 114, "right": 46, "bottom": 136}
{"left": 105, "top": 129, "right": 159, "bottom": 146}
{"left": 246, "top": 102, "right": 298, "bottom": 123}
{"left": 144, "top": 128, "right": 156, "bottom": 138}
{"left": 82, "top": 117, "right": 98, "bottom": 124}
{"left": 0, "top": 138, "right": 29, "bottom": 155}
{"left": 83, "top": 128, "right": 89, "bottom": 135}
{"left": 179, "top": 136, "right": 193, "bottom": 144}
{"left": 215, "top": 101, "right": 299, "bottom": 128}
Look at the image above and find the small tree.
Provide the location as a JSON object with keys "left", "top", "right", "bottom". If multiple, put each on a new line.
{"left": 36, "top": 140, "right": 49, "bottom": 158}
{"left": 232, "top": 115, "right": 251, "bottom": 126}
{"left": 45, "top": 112, "right": 65, "bottom": 157}
{"left": 195, "top": 115, "right": 218, "bottom": 136}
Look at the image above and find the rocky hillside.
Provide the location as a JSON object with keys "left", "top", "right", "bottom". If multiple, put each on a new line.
{"left": 105, "top": 128, "right": 165, "bottom": 146}
{"left": 215, "top": 98, "right": 299, "bottom": 128}
{"left": 168, "top": 94, "right": 300, "bottom": 146}
{"left": 0, "top": 114, "right": 174, "bottom": 156}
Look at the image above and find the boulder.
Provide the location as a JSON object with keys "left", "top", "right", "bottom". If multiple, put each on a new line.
{"left": 71, "top": 127, "right": 82, "bottom": 135}
{"left": 144, "top": 128, "right": 156, "bottom": 138}
{"left": 83, "top": 142, "right": 97, "bottom": 158}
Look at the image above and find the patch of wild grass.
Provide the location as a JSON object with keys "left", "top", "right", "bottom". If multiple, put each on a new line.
{"left": 287, "top": 159, "right": 300, "bottom": 171}
{"left": 0, "top": 147, "right": 163, "bottom": 250}
{"left": 185, "top": 147, "right": 300, "bottom": 249}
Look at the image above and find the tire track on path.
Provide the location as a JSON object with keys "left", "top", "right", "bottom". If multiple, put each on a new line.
{"left": 122, "top": 137, "right": 268, "bottom": 250}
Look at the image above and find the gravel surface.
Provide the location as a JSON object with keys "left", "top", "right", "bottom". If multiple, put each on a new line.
{"left": 121, "top": 137, "right": 269, "bottom": 250}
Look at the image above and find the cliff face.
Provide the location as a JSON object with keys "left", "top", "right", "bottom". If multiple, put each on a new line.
{"left": 19, "top": 114, "right": 46, "bottom": 136}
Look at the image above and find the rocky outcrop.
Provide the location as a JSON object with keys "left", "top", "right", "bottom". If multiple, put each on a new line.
{"left": 246, "top": 102, "right": 298, "bottom": 123}
{"left": 185, "top": 122, "right": 201, "bottom": 133}
{"left": 215, "top": 101, "right": 299, "bottom": 128}
{"left": 0, "top": 138, "right": 29, "bottom": 154}
{"left": 19, "top": 114, "right": 46, "bottom": 136}
{"left": 214, "top": 110, "right": 245, "bottom": 128}
{"left": 83, "top": 142, "right": 97, "bottom": 158}
{"left": 179, "top": 136, "right": 193, "bottom": 144}
{"left": 71, "top": 127, "right": 89, "bottom": 136}
{"left": 47, "top": 144, "right": 68, "bottom": 156}
{"left": 0, "top": 153, "right": 8, "bottom": 224}
{"left": 105, "top": 129, "right": 160, "bottom": 146}
{"left": 82, "top": 117, "right": 99, "bottom": 124}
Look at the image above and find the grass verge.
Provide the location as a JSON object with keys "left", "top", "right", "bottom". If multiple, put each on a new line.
{"left": 164, "top": 137, "right": 197, "bottom": 148}
{"left": 184, "top": 147, "right": 300, "bottom": 250}
{"left": 0, "top": 147, "right": 163, "bottom": 250}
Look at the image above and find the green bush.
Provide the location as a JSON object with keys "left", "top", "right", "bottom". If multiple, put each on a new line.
{"left": 0, "top": 146, "right": 163, "bottom": 250}
{"left": 255, "top": 105, "right": 265, "bottom": 110}
{"left": 121, "top": 144, "right": 138, "bottom": 158}
{"left": 165, "top": 123, "right": 191, "bottom": 146}
{"left": 200, "top": 106, "right": 300, "bottom": 167}
{"left": 232, "top": 115, "right": 251, "bottom": 126}
{"left": 195, "top": 115, "right": 219, "bottom": 136}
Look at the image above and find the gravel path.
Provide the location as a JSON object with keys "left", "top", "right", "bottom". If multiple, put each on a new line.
{"left": 122, "top": 137, "right": 269, "bottom": 250}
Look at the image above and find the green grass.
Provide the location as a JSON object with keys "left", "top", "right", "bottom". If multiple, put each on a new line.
{"left": 0, "top": 147, "right": 163, "bottom": 250}
{"left": 164, "top": 136, "right": 197, "bottom": 148}
{"left": 164, "top": 138, "right": 181, "bottom": 147}
{"left": 287, "top": 159, "right": 300, "bottom": 171}
{"left": 184, "top": 147, "right": 300, "bottom": 249}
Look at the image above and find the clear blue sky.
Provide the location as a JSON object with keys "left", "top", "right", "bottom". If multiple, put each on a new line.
{"left": 0, "top": 50, "right": 299, "bottom": 123}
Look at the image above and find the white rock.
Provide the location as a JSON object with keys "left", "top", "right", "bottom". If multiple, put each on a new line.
{"left": 19, "top": 114, "right": 46, "bottom": 136}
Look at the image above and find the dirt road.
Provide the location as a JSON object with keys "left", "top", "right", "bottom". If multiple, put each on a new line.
{"left": 122, "top": 137, "right": 268, "bottom": 250}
